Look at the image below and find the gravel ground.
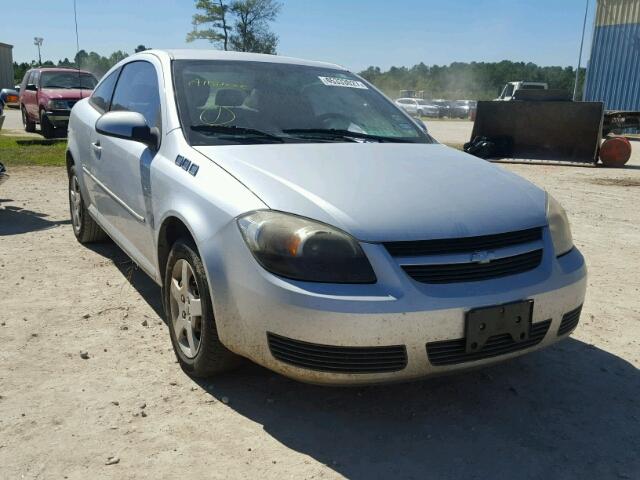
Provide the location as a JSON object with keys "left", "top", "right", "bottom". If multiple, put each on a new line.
{"left": 0, "top": 130, "right": 639, "bottom": 479}
{"left": 0, "top": 108, "right": 39, "bottom": 138}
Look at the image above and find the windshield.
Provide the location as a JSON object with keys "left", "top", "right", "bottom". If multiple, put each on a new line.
{"left": 416, "top": 99, "right": 430, "bottom": 105}
{"left": 173, "top": 60, "right": 432, "bottom": 145}
{"left": 41, "top": 71, "right": 97, "bottom": 89}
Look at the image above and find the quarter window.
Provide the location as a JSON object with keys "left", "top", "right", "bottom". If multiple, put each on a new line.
{"left": 110, "top": 61, "right": 161, "bottom": 130}
{"left": 89, "top": 68, "right": 120, "bottom": 113}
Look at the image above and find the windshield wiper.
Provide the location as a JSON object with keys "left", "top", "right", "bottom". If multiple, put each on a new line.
{"left": 282, "top": 128, "right": 414, "bottom": 143}
{"left": 190, "top": 124, "right": 284, "bottom": 143}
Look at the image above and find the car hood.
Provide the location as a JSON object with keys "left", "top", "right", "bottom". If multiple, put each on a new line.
{"left": 41, "top": 88, "right": 92, "bottom": 100}
{"left": 195, "top": 143, "right": 547, "bottom": 242}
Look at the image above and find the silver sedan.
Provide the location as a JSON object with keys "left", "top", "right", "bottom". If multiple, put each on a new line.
{"left": 67, "top": 50, "right": 586, "bottom": 385}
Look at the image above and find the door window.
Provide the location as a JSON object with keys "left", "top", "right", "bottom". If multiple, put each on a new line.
{"left": 31, "top": 71, "right": 41, "bottom": 88}
{"left": 90, "top": 68, "right": 120, "bottom": 113}
{"left": 110, "top": 61, "right": 161, "bottom": 130}
{"left": 21, "top": 71, "right": 32, "bottom": 91}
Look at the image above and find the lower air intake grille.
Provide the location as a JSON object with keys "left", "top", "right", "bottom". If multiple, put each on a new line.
{"left": 267, "top": 333, "right": 407, "bottom": 374}
{"left": 426, "top": 319, "right": 551, "bottom": 366}
{"left": 402, "top": 249, "right": 543, "bottom": 284}
{"left": 558, "top": 305, "right": 582, "bottom": 336}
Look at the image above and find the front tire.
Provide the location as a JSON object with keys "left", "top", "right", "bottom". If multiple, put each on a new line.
{"left": 40, "top": 110, "right": 55, "bottom": 139}
{"left": 164, "top": 239, "right": 240, "bottom": 377}
{"left": 22, "top": 106, "right": 36, "bottom": 133}
{"left": 68, "top": 165, "right": 108, "bottom": 243}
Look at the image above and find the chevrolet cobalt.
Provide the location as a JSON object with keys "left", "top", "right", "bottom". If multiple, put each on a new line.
{"left": 66, "top": 50, "right": 586, "bottom": 384}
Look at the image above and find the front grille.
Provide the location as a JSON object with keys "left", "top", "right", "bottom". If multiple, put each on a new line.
{"left": 384, "top": 227, "right": 542, "bottom": 257}
{"left": 426, "top": 319, "right": 551, "bottom": 366}
{"left": 402, "top": 249, "right": 543, "bottom": 284}
{"left": 558, "top": 305, "right": 582, "bottom": 336}
{"left": 267, "top": 332, "right": 407, "bottom": 374}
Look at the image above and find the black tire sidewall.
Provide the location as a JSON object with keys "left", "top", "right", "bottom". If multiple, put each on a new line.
{"left": 40, "top": 110, "right": 54, "bottom": 138}
{"left": 164, "top": 239, "right": 222, "bottom": 376}
{"left": 22, "top": 106, "right": 35, "bottom": 132}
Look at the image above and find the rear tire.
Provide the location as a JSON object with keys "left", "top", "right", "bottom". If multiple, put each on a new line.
{"left": 22, "top": 106, "right": 35, "bottom": 133}
{"left": 40, "top": 110, "right": 55, "bottom": 139}
{"left": 68, "top": 165, "right": 108, "bottom": 243}
{"left": 164, "top": 239, "right": 241, "bottom": 378}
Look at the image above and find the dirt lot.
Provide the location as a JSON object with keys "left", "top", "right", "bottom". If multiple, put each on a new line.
{"left": 1, "top": 127, "right": 639, "bottom": 479}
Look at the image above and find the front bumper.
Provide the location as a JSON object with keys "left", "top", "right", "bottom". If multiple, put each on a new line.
{"left": 203, "top": 223, "right": 587, "bottom": 385}
{"left": 44, "top": 110, "right": 70, "bottom": 127}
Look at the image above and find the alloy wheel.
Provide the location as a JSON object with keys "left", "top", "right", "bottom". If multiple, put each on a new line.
{"left": 169, "top": 259, "right": 203, "bottom": 358}
{"left": 69, "top": 174, "right": 83, "bottom": 234}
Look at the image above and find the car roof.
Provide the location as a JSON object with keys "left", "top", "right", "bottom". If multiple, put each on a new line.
{"left": 31, "top": 67, "right": 94, "bottom": 75}
{"left": 153, "top": 49, "right": 346, "bottom": 71}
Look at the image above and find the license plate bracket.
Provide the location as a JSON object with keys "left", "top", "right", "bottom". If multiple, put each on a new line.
{"left": 465, "top": 300, "right": 533, "bottom": 354}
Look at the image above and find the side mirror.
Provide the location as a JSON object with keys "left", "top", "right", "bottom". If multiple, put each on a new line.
{"left": 95, "top": 111, "right": 159, "bottom": 150}
{"left": 25, "top": 84, "right": 38, "bottom": 92}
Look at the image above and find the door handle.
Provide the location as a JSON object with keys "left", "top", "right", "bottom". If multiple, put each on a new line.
{"left": 91, "top": 141, "right": 101, "bottom": 158}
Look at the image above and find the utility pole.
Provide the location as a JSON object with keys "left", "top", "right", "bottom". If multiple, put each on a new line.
{"left": 34, "top": 37, "right": 43, "bottom": 65}
{"left": 573, "top": 0, "right": 589, "bottom": 101}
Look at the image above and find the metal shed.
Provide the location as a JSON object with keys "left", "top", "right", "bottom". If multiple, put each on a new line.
{"left": 583, "top": 0, "right": 640, "bottom": 110}
{"left": 0, "top": 42, "right": 14, "bottom": 90}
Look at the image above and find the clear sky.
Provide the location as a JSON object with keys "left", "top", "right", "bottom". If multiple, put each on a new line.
{"left": 5, "top": 0, "right": 596, "bottom": 72}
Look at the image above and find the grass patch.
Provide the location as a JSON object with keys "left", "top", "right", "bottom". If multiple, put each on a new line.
{"left": 0, "top": 136, "right": 66, "bottom": 166}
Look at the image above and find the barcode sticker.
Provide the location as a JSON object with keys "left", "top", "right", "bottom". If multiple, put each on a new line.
{"left": 318, "top": 76, "right": 368, "bottom": 89}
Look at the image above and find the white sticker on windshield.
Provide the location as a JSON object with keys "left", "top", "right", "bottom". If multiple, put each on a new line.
{"left": 318, "top": 76, "right": 368, "bottom": 89}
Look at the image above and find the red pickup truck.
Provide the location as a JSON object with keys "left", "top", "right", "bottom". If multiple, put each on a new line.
{"left": 19, "top": 67, "right": 97, "bottom": 138}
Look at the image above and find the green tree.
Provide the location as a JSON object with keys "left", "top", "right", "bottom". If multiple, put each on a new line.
{"left": 360, "top": 60, "right": 586, "bottom": 101}
{"left": 187, "top": 0, "right": 232, "bottom": 50}
{"left": 134, "top": 44, "right": 150, "bottom": 53}
{"left": 187, "top": 0, "right": 281, "bottom": 54}
{"left": 57, "top": 57, "right": 74, "bottom": 67}
{"left": 229, "top": 0, "right": 281, "bottom": 54}
{"left": 109, "top": 50, "right": 128, "bottom": 65}
{"left": 13, "top": 62, "right": 30, "bottom": 84}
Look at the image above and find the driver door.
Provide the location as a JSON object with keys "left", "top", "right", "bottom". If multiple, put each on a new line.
{"left": 93, "top": 60, "right": 162, "bottom": 272}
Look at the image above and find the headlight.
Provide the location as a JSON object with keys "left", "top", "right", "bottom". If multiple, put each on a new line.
{"left": 546, "top": 193, "right": 573, "bottom": 256}
{"left": 237, "top": 210, "right": 376, "bottom": 283}
{"left": 48, "top": 100, "right": 68, "bottom": 110}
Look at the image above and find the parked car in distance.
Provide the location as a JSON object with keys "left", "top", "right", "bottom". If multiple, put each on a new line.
{"left": 0, "top": 85, "right": 20, "bottom": 108}
{"left": 495, "top": 81, "right": 548, "bottom": 101}
{"left": 451, "top": 99, "right": 477, "bottom": 119}
{"left": 20, "top": 67, "right": 97, "bottom": 138}
{"left": 67, "top": 49, "right": 586, "bottom": 385}
{"left": 431, "top": 99, "right": 452, "bottom": 117}
{"left": 395, "top": 98, "right": 440, "bottom": 117}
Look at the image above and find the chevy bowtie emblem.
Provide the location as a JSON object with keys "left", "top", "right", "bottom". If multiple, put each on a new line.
{"left": 471, "top": 251, "right": 495, "bottom": 264}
